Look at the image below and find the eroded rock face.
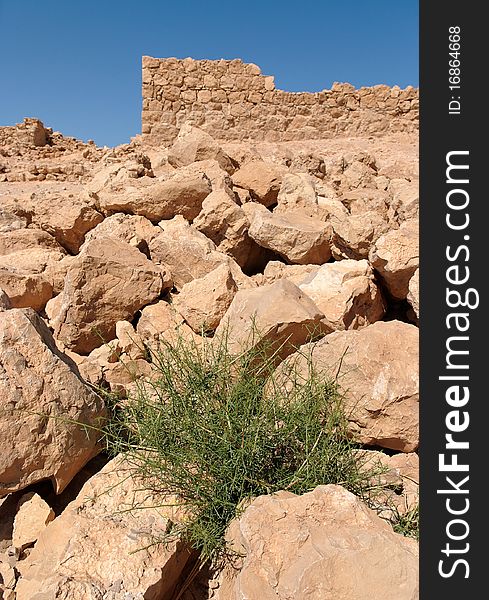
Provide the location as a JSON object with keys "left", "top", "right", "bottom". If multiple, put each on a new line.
{"left": 284, "top": 320, "right": 419, "bottom": 452}
{"left": 47, "top": 237, "right": 171, "bottom": 354}
{"left": 0, "top": 309, "right": 105, "bottom": 495}
{"left": 15, "top": 457, "right": 192, "bottom": 600}
{"left": 408, "top": 268, "right": 419, "bottom": 320}
{"left": 244, "top": 203, "right": 332, "bottom": 265}
{"left": 215, "top": 278, "right": 328, "bottom": 361}
{"left": 215, "top": 485, "right": 418, "bottom": 600}
{"left": 297, "top": 259, "right": 385, "bottom": 330}
{"left": 369, "top": 218, "right": 419, "bottom": 300}
{"left": 12, "top": 493, "right": 55, "bottom": 550}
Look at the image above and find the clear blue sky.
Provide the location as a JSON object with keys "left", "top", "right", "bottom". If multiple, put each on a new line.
{"left": 0, "top": 0, "right": 418, "bottom": 147}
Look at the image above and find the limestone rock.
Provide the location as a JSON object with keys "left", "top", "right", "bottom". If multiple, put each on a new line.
{"left": 388, "top": 178, "right": 419, "bottom": 223}
{"left": 297, "top": 259, "right": 385, "bottom": 330}
{"left": 408, "top": 268, "right": 419, "bottom": 319}
{"left": 12, "top": 493, "right": 55, "bottom": 550}
{"left": 136, "top": 300, "right": 197, "bottom": 350}
{"left": 0, "top": 309, "right": 105, "bottom": 495}
{"left": 15, "top": 457, "right": 192, "bottom": 600}
{"left": 47, "top": 238, "right": 171, "bottom": 354}
{"left": 0, "top": 288, "right": 11, "bottom": 310}
{"left": 168, "top": 124, "right": 236, "bottom": 173}
{"left": 369, "top": 218, "right": 419, "bottom": 300}
{"left": 215, "top": 485, "right": 418, "bottom": 600}
{"left": 329, "top": 210, "right": 390, "bottom": 260}
{"left": 115, "top": 320, "right": 146, "bottom": 360}
{"left": 149, "top": 216, "right": 252, "bottom": 290}
{"left": 96, "top": 164, "right": 212, "bottom": 222}
{"left": 232, "top": 160, "right": 285, "bottom": 207}
{"left": 173, "top": 263, "right": 238, "bottom": 333}
{"left": 275, "top": 172, "right": 321, "bottom": 215}
{"left": 215, "top": 278, "right": 328, "bottom": 362}
{"left": 262, "top": 261, "right": 320, "bottom": 286}
{"left": 285, "top": 320, "right": 418, "bottom": 452}
{"left": 0, "top": 270, "right": 52, "bottom": 311}
{"left": 244, "top": 203, "right": 332, "bottom": 265}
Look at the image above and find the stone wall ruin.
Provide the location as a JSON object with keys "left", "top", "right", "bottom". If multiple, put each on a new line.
{"left": 141, "top": 56, "right": 419, "bottom": 145}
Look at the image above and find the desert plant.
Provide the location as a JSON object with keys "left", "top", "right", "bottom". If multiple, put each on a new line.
{"left": 103, "top": 327, "right": 386, "bottom": 565}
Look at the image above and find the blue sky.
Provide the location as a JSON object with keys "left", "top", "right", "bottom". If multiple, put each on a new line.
{"left": 0, "top": 1, "right": 418, "bottom": 147}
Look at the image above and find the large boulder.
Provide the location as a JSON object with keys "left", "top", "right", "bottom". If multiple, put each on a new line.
{"left": 15, "top": 457, "right": 192, "bottom": 600}
{"left": 215, "top": 485, "right": 418, "bottom": 600}
{"left": 167, "top": 124, "right": 236, "bottom": 174}
{"left": 215, "top": 278, "right": 329, "bottom": 362}
{"left": 244, "top": 203, "right": 332, "bottom": 265}
{"left": 329, "top": 210, "right": 391, "bottom": 260}
{"left": 231, "top": 160, "right": 285, "bottom": 207}
{"left": 274, "top": 172, "right": 326, "bottom": 218}
{"left": 82, "top": 212, "right": 161, "bottom": 252}
{"left": 46, "top": 238, "right": 171, "bottom": 354}
{"left": 173, "top": 263, "right": 238, "bottom": 333}
{"left": 96, "top": 164, "right": 212, "bottom": 222}
{"left": 284, "top": 320, "right": 419, "bottom": 452}
{"left": 0, "top": 309, "right": 105, "bottom": 495}
{"left": 297, "top": 259, "right": 385, "bottom": 330}
{"left": 149, "top": 216, "right": 252, "bottom": 290}
{"left": 369, "top": 218, "right": 419, "bottom": 300}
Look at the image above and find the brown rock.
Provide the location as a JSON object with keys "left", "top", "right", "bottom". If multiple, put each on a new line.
{"left": 215, "top": 278, "right": 328, "bottom": 362}
{"left": 275, "top": 172, "right": 324, "bottom": 216}
{"left": 285, "top": 320, "right": 418, "bottom": 452}
{"left": 262, "top": 261, "right": 320, "bottom": 285}
{"left": 0, "top": 288, "right": 11, "bottom": 310}
{"left": 369, "top": 218, "right": 419, "bottom": 300}
{"left": 168, "top": 124, "right": 237, "bottom": 173}
{"left": 329, "top": 210, "right": 390, "bottom": 260}
{"left": 388, "top": 178, "right": 419, "bottom": 223}
{"left": 15, "top": 457, "right": 192, "bottom": 600}
{"left": 97, "top": 164, "right": 212, "bottom": 222}
{"left": 244, "top": 203, "right": 332, "bottom": 265}
{"left": 216, "top": 485, "right": 418, "bottom": 600}
{"left": 0, "top": 270, "right": 52, "bottom": 311}
{"left": 0, "top": 309, "right": 105, "bottom": 495}
{"left": 173, "top": 263, "right": 238, "bottom": 333}
{"left": 115, "top": 320, "right": 146, "bottom": 360}
{"left": 232, "top": 160, "right": 285, "bottom": 207}
{"left": 136, "top": 300, "right": 197, "bottom": 350}
{"left": 12, "top": 493, "right": 55, "bottom": 550}
{"left": 408, "top": 268, "right": 419, "bottom": 319}
{"left": 47, "top": 237, "right": 171, "bottom": 354}
{"left": 297, "top": 259, "right": 385, "bottom": 330}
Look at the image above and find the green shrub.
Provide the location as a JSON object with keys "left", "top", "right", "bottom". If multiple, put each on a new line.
{"left": 103, "top": 328, "right": 387, "bottom": 565}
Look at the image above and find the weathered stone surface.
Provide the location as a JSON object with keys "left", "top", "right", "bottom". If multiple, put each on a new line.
{"left": 149, "top": 215, "right": 252, "bottom": 290}
{"left": 262, "top": 261, "right": 320, "bottom": 286}
{"left": 408, "top": 268, "right": 419, "bottom": 319}
{"left": 329, "top": 210, "right": 390, "bottom": 260}
{"left": 215, "top": 485, "right": 418, "bottom": 600}
{"left": 244, "top": 203, "right": 332, "bottom": 265}
{"left": 12, "top": 493, "right": 55, "bottom": 550}
{"left": 15, "top": 457, "right": 192, "bottom": 600}
{"left": 297, "top": 259, "right": 385, "bottom": 330}
{"left": 96, "top": 164, "right": 212, "bottom": 222}
{"left": 115, "top": 320, "right": 146, "bottom": 360}
{"left": 369, "top": 218, "right": 419, "bottom": 300}
{"left": 0, "top": 288, "right": 11, "bottom": 310}
{"left": 215, "top": 278, "right": 328, "bottom": 361}
{"left": 285, "top": 320, "right": 418, "bottom": 452}
{"left": 232, "top": 160, "right": 285, "bottom": 207}
{"left": 136, "top": 300, "right": 197, "bottom": 350}
{"left": 0, "top": 270, "right": 52, "bottom": 311}
{"left": 28, "top": 191, "right": 104, "bottom": 253}
{"left": 0, "top": 309, "right": 105, "bottom": 495}
{"left": 168, "top": 124, "right": 236, "bottom": 173}
{"left": 193, "top": 188, "right": 264, "bottom": 271}
{"left": 82, "top": 212, "right": 161, "bottom": 252}
{"left": 388, "top": 178, "right": 419, "bottom": 223}
{"left": 47, "top": 238, "right": 170, "bottom": 354}
{"left": 274, "top": 172, "right": 327, "bottom": 219}
{"left": 173, "top": 263, "right": 238, "bottom": 333}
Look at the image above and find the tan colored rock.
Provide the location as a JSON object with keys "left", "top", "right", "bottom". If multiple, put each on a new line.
{"left": 12, "top": 493, "right": 55, "bottom": 550}
{"left": 0, "top": 309, "right": 105, "bottom": 495}
{"left": 0, "top": 228, "right": 62, "bottom": 255}
{"left": 174, "top": 264, "right": 238, "bottom": 333}
{"left": 0, "top": 560, "right": 17, "bottom": 591}
{"left": 115, "top": 320, "right": 146, "bottom": 360}
{"left": 369, "top": 218, "right": 419, "bottom": 300}
{"left": 275, "top": 172, "right": 320, "bottom": 214}
{"left": 0, "top": 288, "right": 11, "bottom": 310}
{"left": 216, "top": 485, "right": 418, "bottom": 600}
{"left": 149, "top": 215, "right": 252, "bottom": 290}
{"left": 43, "top": 255, "right": 77, "bottom": 294}
{"left": 0, "top": 270, "right": 52, "bottom": 311}
{"left": 262, "top": 261, "right": 320, "bottom": 285}
{"left": 284, "top": 320, "right": 418, "bottom": 452}
{"left": 104, "top": 358, "right": 154, "bottom": 394}
{"left": 15, "top": 457, "right": 192, "bottom": 600}
{"left": 215, "top": 278, "right": 328, "bottom": 362}
{"left": 47, "top": 238, "right": 171, "bottom": 354}
{"left": 137, "top": 300, "right": 197, "bottom": 350}
{"left": 168, "top": 124, "right": 236, "bottom": 173}
{"left": 232, "top": 160, "right": 285, "bottom": 207}
{"left": 388, "top": 178, "right": 419, "bottom": 223}
{"left": 298, "top": 259, "right": 385, "bottom": 330}
{"left": 408, "top": 268, "right": 419, "bottom": 319}
{"left": 329, "top": 210, "right": 390, "bottom": 260}
{"left": 244, "top": 203, "right": 331, "bottom": 265}
{"left": 96, "top": 163, "right": 212, "bottom": 222}
{"left": 28, "top": 191, "right": 104, "bottom": 253}
{"left": 193, "top": 187, "right": 265, "bottom": 271}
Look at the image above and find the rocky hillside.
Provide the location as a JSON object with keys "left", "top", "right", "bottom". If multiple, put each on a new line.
{"left": 0, "top": 117, "right": 419, "bottom": 599}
